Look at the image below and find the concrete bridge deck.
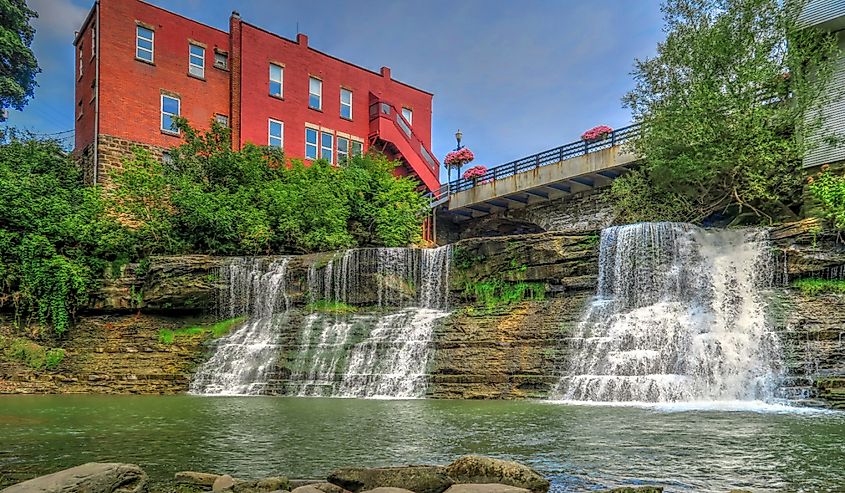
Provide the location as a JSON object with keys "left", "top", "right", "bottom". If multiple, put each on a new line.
{"left": 436, "top": 124, "right": 641, "bottom": 221}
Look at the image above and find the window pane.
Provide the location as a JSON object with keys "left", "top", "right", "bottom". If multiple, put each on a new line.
{"left": 162, "top": 96, "right": 179, "bottom": 115}
{"left": 309, "top": 77, "right": 321, "bottom": 94}
{"left": 190, "top": 45, "right": 203, "bottom": 57}
{"left": 321, "top": 132, "right": 332, "bottom": 162}
{"left": 402, "top": 107, "right": 413, "bottom": 125}
{"left": 215, "top": 114, "right": 228, "bottom": 126}
{"left": 309, "top": 94, "right": 321, "bottom": 109}
{"left": 341, "top": 89, "right": 352, "bottom": 104}
{"left": 351, "top": 141, "right": 363, "bottom": 156}
{"left": 137, "top": 48, "right": 150, "bottom": 61}
{"left": 137, "top": 26, "right": 153, "bottom": 41}
{"left": 270, "top": 64, "right": 282, "bottom": 81}
{"left": 214, "top": 52, "right": 227, "bottom": 68}
{"left": 306, "top": 128, "right": 318, "bottom": 159}
{"left": 137, "top": 38, "right": 152, "bottom": 51}
{"left": 337, "top": 137, "right": 348, "bottom": 153}
{"left": 270, "top": 81, "right": 282, "bottom": 96}
{"left": 269, "top": 120, "right": 282, "bottom": 137}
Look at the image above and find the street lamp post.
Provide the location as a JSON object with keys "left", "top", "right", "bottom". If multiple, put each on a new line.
{"left": 448, "top": 129, "right": 463, "bottom": 194}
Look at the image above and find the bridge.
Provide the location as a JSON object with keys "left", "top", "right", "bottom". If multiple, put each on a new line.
{"left": 431, "top": 124, "right": 641, "bottom": 222}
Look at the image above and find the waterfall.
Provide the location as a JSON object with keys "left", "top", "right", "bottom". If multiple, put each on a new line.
{"left": 189, "top": 257, "right": 290, "bottom": 396}
{"left": 289, "top": 245, "right": 452, "bottom": 398}
{"left": 554, "top": 223, "right": 783, "bottom": 403}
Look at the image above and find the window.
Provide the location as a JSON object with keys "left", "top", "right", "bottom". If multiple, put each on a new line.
{"left": 340, "top": 88, "right": 352, "bottom": 119}
{"left": 136, "top": 26, "right": 154, "bottom": 62}
{"left": 305, "top": 128, "right": 318, "bottom": 159}
{"left": 268, "top": 119, "right": 284, "bottom": 148}
{"left": 214, "top": 50, "right": 228, "bottom": 69}
{"left": 401, "top": 107, "right": 413, "bottom": 125}
{"left": 337, "top": 136, "right": 349, "bottom": 163}
{"left": 215, "top": 114, "right": 229, "bottom": 127}
{"left": 321, "top": 131, "right": 333, "bottom": 163}
{"left": 91, "top": 26, "right": 96, "bottom": 58}
{"left": 161, "top": 94, "right": 180, "bottom": 133}
{"left": 269, "top": 64, "right": 283, "bottom": 98}
{"left": 78, "top": 45, "right": 84, "bottom": 78}
{"left": 351, "top": 140, "right": 363, "bottom": 157}
{"left": 309, "top": 77, "right": 322, "bottom": 110}
{"left": 189, "top": 44, "right": 205, "bottom": 78}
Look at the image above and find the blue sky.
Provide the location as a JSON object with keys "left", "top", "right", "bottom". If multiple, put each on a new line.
{"left": 11, "top": 0, "right": 664, "bottom": 181}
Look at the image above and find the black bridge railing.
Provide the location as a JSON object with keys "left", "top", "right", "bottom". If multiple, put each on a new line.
{"left": 428, "top": 123, "right": 640, "bottom": 202}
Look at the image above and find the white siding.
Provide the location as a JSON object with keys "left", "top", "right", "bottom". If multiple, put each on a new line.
{"left": 799, "top": 0, "right": 845, "bottom": 27}
{"left": 804, "top": 32, "right": 845, "bottom": 168}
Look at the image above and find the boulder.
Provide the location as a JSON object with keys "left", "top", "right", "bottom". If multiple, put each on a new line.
{"left": 360, "top": 489, "right": 416, "bottom": 493}
{"left": 175, "top": 471, "right": 221, "bottom": 489}
{"left": 213, "top": 475, "right": 236, "bottom": 492}
{"left": 256, "top": 478, "right": 292, "bottom": 492}
{"left": 444, "top": 457, "right": 548, "bottom": 493}
{"left": 291, "top": 487, "right": 324, "bottom": 493}
{"left": 292, "top": 485, "right": 349, "bottom": 493}
{"left": 327, "top": 466, "right": 453, "bottom": 493}
{"left": 1, "top": 462, "right": 147, "bottom": 493}
{"left": 444, "top": 486, "right": 530, "bottom": 493}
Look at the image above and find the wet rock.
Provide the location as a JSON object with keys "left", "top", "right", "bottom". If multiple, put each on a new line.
{"left": 255, "top": 478, "right": 292, "bottom": 492}
{"left": 175, "top": 471, "right": 220, "bottom": 489}
{"left": 444, "top": 457, "right": 549, "bottom": 493}
{"left": 213, "top": 475, "right": 236, "bottom": 492}
{"left": 1, "top": 462, "right": 147, "bottom": 493}
{"left": 292, "top": 485, "right": 349, "bottom": 493}
{"left": 444, "top": 485, "right": 530, "bottom": 493}
{"left": 599, "top": 488, "right": 663, "bottom": 493}
{"left": 361, "top": 489, "right": 416, "bottom": 493}
{"left": 291, "top": 487, "right": 323, "bottom": 493}
{"left": 327, "top": 466, "right": 453, "bottom": 493}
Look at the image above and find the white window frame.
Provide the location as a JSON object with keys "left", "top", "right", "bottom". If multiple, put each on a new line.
{"left": 214, "top": 50, "right": 228, "bottom": 70}
{"left": 305, "top": 127, "right": 318, "bottom": 159}
{"left": 215, "top": 114, "right": 229, "bottom": 127}
{"left": 161, "top": 94, "right": 180, "bottom": 134}
{"left": 320, "top": 131, "right": 333, "bottom": 163}
{"left": 136, "top": 25, "right": 154, "bottom": 63}
{"left": 269, "top": 64, "right": 283, "bottom": 98}
{"left": 91, "top": 26, "right": 96, "bottom": 59}
{"left": 268, "top": 119, "right": 284, "bottom": 148}
{"left": 340, "top": 88, "right": 352, "bottom": 120}
{"left": 337, "top": 136, "right": 349, "bottom": 163}
{"left": 351, "top": 139, "right": 363, "bottom": 157}
{"left": 78, "top": 45, "right": 84, "bottom": 78}
{"left": 309, "top": 76, "right": 322, "bottom": 110}
{"left": 189, "top": 44, "right": 205, "bottom": 78}
{"left": 401, "top": 107, "right": 413, "bottom": 125}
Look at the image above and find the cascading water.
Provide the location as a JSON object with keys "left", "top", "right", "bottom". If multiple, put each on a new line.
{"left": 554, "top": 222, "right": 783, "bottom": 403}
{"left": 288, "top": 245, "right": 452, "bottom": 398}
{"left": 189, "top": 257, "right": 291, "bottom": 396}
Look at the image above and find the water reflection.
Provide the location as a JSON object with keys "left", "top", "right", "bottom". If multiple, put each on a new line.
{"left": 0, "top": 396, "right": 842, "bottom": 492}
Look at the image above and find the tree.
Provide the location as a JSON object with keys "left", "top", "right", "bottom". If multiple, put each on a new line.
{"left": 0, "top": 0, "right": 40, "bottom": 119}
{"left": 613, "top": 0, "right": 840, "bottom": 224}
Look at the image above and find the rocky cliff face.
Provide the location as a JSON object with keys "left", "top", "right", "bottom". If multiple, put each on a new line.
{"left": 2, "top": 226, "right": 844, "bottom": 407}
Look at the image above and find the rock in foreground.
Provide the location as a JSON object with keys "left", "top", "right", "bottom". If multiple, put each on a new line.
{"left": 1, "top": 463, "right": 147, "bottom": 493}
{"left": 327, "top": 466, "right": 453, "bottom": 493}
{"left": 445, "top": 457, "right": 548, "bottom": 493}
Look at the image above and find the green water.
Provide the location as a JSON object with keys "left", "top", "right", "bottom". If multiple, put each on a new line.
{"left": 0, "top": 396, "right": 843, "bottom": 492}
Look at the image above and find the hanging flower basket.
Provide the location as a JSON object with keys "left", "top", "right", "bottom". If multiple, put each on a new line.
{"left": 462, "top": 165, "right": 488, "bottom": 184}
{"left": 444, "top": 148, "right": 475, "bottom": 168}
{"left": 581, "top": 125, "right": 613, "bottom": 142}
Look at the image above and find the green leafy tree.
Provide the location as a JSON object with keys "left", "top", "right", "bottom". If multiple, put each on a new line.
{"left": 613, "top": 0, "right": 840, "bottom": 224}
{"left": 0, "top": 138, "right": 130, "bottom": 335}
{"left": 0, "top": 0, "right": 40, "bottom": 119}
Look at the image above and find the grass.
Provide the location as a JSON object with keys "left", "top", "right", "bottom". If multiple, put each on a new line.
{"left": 305, "top": 300, "right": 358, "bottom": 314}
{"left": 0, "top": 335, "right": 65, "bottom": 370}
{"left": 157, "top": 316, "right": 246, "bottom": 345}
{"left": 791, "top": 278, "right": 845, "bottom": 296}
{"left": 462, "top": 279, "right": 545, "bottom": 314}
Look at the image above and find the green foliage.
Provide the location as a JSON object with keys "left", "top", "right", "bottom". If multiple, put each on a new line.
{"left": 157, "top": 316, "right": 246, "bottom": 344}
{"left": 453, "top": 247, "right": 485, "bottom": 270}
{"left": 110, "top": 120, "right": 428, "bottom": 255}
{"left": 0, "top": 138, "right": 131, "bottom": 334}
{"left": 807, "top": 167, "right": 845, "bottom": 231}
{"left": 613, "top": 0, "right": 840, "bottom": 224}
{"left": 791, "top": 278, "right": 845, "bottom": 296}
{"left": 305, "top": 300, "right": 358, "bottom": 314}
{"left": 1, "top": 336, "right": 65, "bottom": 370}
{"left": 463, "top": 279, "right": 545, "bottom": 313}
{"left": 0, "top": 0, "right": 39, "bottom": 119}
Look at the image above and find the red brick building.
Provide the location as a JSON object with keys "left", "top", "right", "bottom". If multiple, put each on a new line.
{"left": 73, "top": 0, "right": 440, "bottom": 192}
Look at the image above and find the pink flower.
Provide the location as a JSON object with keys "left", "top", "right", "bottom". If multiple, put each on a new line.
{"left": 581, "top": 125, "right": 613, "bottom": 142}
{"left": 462, "top": 165, "right": 488, "bottom": 180}
{"left": 444, "top": 147, "right": 475, "bottom": 168}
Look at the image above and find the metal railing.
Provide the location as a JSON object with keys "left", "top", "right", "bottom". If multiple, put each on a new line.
{"left": 445, "top": 123, "right": 640, "bottom": 196}
{"left": 369, "top": 101, "right": 440, "bottom": 173}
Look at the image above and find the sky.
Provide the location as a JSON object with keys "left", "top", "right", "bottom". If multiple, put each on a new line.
{"left": 10, "top": 0, "right": 666, "bottom": 182}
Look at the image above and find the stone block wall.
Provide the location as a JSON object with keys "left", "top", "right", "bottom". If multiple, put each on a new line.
{"left": 74, "top": 134, "right": 168, "bottom": 186}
